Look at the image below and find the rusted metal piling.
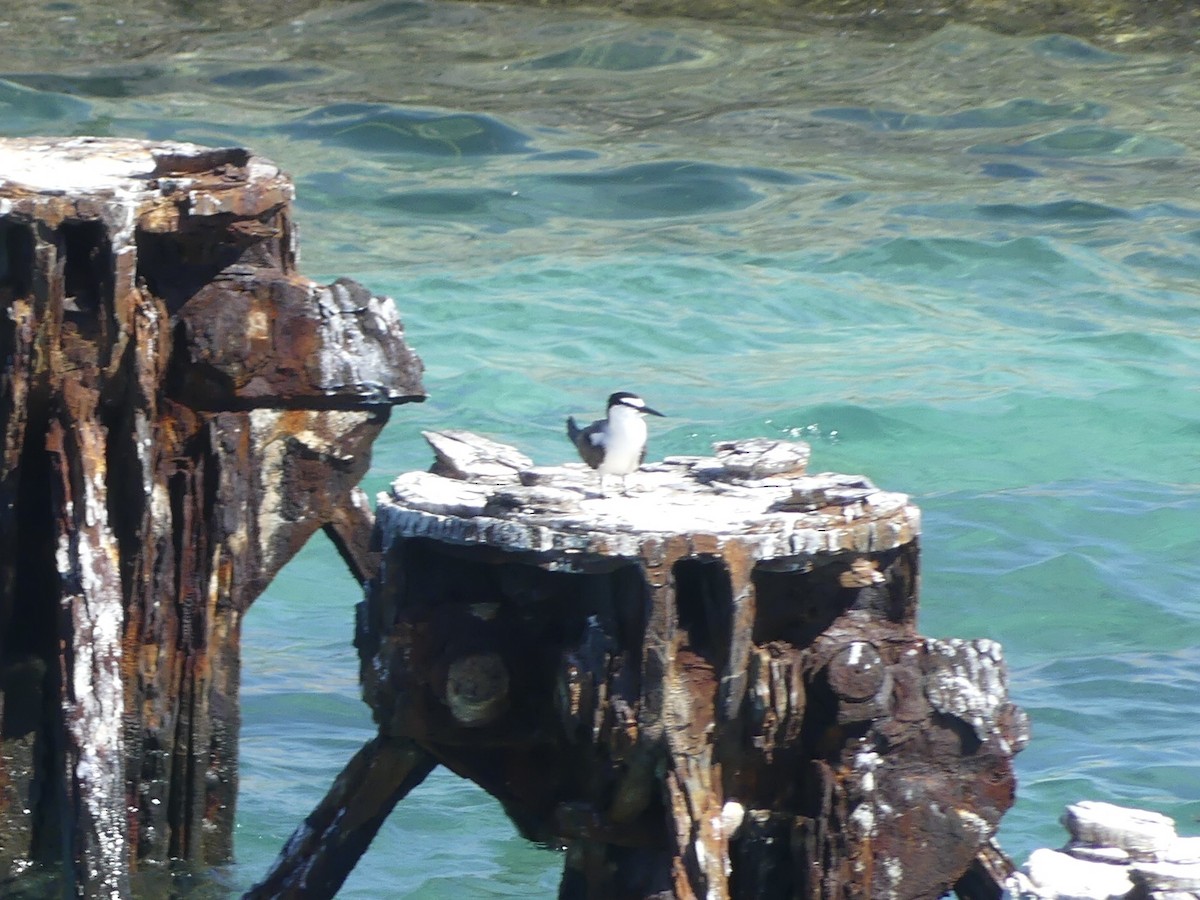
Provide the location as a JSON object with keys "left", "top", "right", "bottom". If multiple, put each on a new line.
{"left": 0, "top": 137, "right": 423, "bottom": 896}
{"left": 257, "top": 431, "right": 1028, "bottom": 899}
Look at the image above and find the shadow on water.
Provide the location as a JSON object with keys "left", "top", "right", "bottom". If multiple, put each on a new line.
{"left": 0, "top": 79, "right": 91, "bottom": 132}
{"left": 278, "top": 104, "right": 536, "bottom": 157}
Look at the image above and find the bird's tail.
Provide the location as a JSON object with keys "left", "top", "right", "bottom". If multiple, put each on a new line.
{"left": 566, "top": 416, "right": 581, "bottom": 445}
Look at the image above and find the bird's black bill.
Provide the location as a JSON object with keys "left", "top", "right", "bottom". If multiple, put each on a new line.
{"left": 644, "top": 406, "right": 665, "bottom": 417}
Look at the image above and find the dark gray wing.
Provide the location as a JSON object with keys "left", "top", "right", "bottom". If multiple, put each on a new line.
{"left": 567, "top": 416, "right": 605, "bottom": 469}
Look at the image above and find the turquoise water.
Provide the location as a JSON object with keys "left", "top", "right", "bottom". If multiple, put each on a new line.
{"left": 5, "top": 1, "right": 1200, "bottom": 895}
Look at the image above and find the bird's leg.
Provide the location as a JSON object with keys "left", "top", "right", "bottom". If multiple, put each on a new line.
{"left": 597, "top": 472, "right": 607, "bottom": 497}
{"left": 620, "top": 474, "right": 630, "bottom": 496}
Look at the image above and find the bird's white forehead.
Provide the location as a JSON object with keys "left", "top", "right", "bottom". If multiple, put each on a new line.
{"left": 621, "top": 396, "right": 645, "bottom": 408}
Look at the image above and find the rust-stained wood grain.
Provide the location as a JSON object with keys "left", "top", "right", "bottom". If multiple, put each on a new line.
{"left": 0, "top": 137, "right": 424, "bottom": 896}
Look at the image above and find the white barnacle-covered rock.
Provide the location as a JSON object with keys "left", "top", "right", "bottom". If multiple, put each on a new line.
{"left": 1063, "top": 801, "right": 1178, "bottom": 861}
{"left": 1022, "top": 803, "right": 1200, "bottom": 900}
{"left": 1129, "top": 860, "right": 1200, "bottom": 894}
{"left": 712, "top": 437, "right": 811, "bottom": 479}
{"left": 1141, "top": 856, "right": 1200, "bottom": 899}
{"left": 1021, "top": 848, "right": 1135, "bottom": 899}
{"left": 1067, "top": 845, "right": 1132, "bottom": 865}
{"left": 426, "top": 429, "right": 533, "bottom": 484}
{"left": 1161, "top": 836, "right": 1200, "bottom": 865}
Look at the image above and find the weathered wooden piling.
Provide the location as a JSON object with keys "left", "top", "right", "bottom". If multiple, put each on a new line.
{"left": 257, "top": 431, "right": 1029, "bottom": 899}
{"left": 0, "top": 137, "right": 424, "bottom": 896}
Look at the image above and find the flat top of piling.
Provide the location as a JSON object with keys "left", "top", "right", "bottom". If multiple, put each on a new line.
{"left": 377, "top": 430, "right": 919, "bottom": 565}
{"left": 0, "top": 136, "right": 272, "bottom": 194}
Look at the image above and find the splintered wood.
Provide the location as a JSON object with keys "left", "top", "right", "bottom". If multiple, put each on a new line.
{"left": 261, "top": 430, "right": 1028, "bottom": 899}
{"left": 0, "top": 137, "right": 424, "bottom": 896}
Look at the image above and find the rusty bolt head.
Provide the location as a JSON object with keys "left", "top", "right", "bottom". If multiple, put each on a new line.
{"left": 828, "top": 641, "right": 885, "bottom": 703}
{"left": 443, "top": 652, "right": 509, "bottom": 727}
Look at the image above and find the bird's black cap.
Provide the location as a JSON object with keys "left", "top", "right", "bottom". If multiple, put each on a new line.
{"left": 607, "top": 391, "right": 665, "bottom": 417}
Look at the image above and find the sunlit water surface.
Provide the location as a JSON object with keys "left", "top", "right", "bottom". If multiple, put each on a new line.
{"left": 3, "top": 1, "right": 1199, "bottom": 895}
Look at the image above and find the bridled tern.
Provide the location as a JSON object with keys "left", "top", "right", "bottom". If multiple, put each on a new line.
{"left": 567, "top": 391, "right": 665, "bottom": 495}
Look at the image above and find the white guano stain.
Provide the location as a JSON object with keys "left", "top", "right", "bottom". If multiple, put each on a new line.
{"left": 381, "top": 452, "right": 919, "bottom": 570}
{"left": 923, "top": 638, "right": 1009, "bottom": 742}
{"left": 56, "top": 441, "right": 127, "bottom": 892}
